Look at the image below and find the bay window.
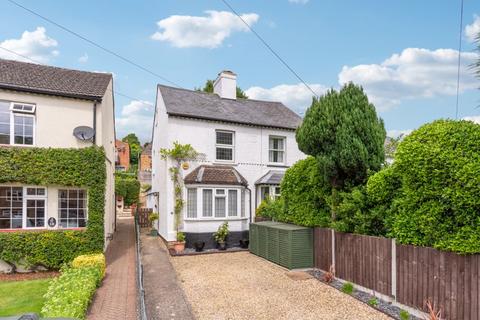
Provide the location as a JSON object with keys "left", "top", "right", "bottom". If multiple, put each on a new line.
{"left": 187, "top": 187, "right": 243, "bottom": 219}
{"left": 0, "top": 101, "right": 35, "bottom": 146}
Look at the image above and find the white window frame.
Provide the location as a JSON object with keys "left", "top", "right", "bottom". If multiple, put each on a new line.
{"left": 0, "top": 101, "right": 36, "bottom": 146}
{"left": 185, "top": 186, "right": 244, "bottom": 220}
{"left": 258, "top": 185, "right": 281, "bottom": 206}
{"left": 268, "top": 136, "right": 286, "bottom": 164}
{"left": 0, "top": 186, "right": 47, "bottom": 230}
{"left": 58, "top": 188, "right": 88, "bottom": 229}
{"left": 215, "top": 130, "right": 235, "bottom": 162}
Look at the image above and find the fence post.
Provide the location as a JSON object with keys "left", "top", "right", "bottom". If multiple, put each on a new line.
{"left": 331, "top": 229, "right": 335, "bottom": 270}
{"left": 391, "top": 238, "right": 397, "bottom": 299}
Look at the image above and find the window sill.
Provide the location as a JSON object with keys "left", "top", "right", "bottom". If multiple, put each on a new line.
{"left": 0, "top": 227, "right": 87, "bottom": 233}
{"left": 0, "top": 144, "right": 36, "bottom": 148}
{"left": 184, "top": 217, "right": 248, "bottom": 222}
{"left": 267, "top": 163, "right": 288, "bottom": 168}
{"left": 213, "top": 161, "right": 236, "bottom": 166}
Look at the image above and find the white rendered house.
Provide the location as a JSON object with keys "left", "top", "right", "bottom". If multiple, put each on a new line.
{"left": 148, "top": 71, "right": 305, "bottom": 248}
{"left": 0, "top": 59, "right": 116, "bottom": 248}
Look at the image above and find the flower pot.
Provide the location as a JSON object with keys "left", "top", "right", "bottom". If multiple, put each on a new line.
{"left": 174, "top": 241, "right": 186, "bottom": 253}
{"left": 150, "top": 229, "right": 158, "bottom": 236}
{"left": 194, "top": 241, "right": 205, "bottom": 252}
{"left": 218, "top": 241, "right": 227, "bottom": 251}
{"left": 239, "top": 239, "right": 249, "bottom": 249}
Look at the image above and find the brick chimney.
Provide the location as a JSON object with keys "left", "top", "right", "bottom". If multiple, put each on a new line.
{"left": 213, "top": 70, "right": 237, "bottom": 99}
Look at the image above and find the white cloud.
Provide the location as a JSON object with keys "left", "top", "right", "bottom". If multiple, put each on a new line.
{"left": 0, "top": 27, "right": 58, "bottom": 63}
{"left": 151, "top": 10, "right": 259, "bottom": 48}
{"left": 78, "top": 53, "right": 88, "bottom": 63}
{"left": 339, "top": 48, "right": 478, "bottom": 111}
{"left": 462, "top": 115, "right": 480, "bottom": 124}
{"left": 387, "top": 129, "right": 413, "bottom": 138}
{"left": 465, "top": 15, "right": 480, "bottom": 43}
{"left": 245, "top": 83, "right": 328, "bottom": 115}
{"left": 116, "top": 100, "right": 154, "bottom": 142}
{"left": 289, "top": 0, "right": 309, "bottom": 4}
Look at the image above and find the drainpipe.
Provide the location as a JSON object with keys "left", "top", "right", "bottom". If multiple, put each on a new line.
{"left": 247, "top": 186, "right": 253, "bottom": 224}
{"left": 92, "top": 101, "right": 98, "bottom": 145}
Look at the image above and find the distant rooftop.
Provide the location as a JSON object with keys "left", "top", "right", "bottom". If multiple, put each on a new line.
{"left": 0, "top": 59, "right": 112, "bottom": 101}
{"left": 158, "top": 84, "right": 302, "bottom": 130}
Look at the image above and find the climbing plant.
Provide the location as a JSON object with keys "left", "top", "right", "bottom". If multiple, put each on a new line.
{"left": 0, "top": 146, "right": 106, "bottom": 269}
{"left": 160, "top": 142, "right": 198, "bottom": 234}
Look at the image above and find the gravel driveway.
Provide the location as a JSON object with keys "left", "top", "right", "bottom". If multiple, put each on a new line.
{"left": 171, "top": 252, "right": 391, "bottom": 320}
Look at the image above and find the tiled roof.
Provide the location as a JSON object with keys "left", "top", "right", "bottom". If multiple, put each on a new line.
{"left": 158, "top": 85, "right": 302, "bottom": 130}
{"left": 184, "top": 165, "right": 248, "bottom": 186}
{"left": 255, "top": 170, "right": 285, "bottom": 185}
{"left": 0, "top": 59, "right": 112, "bottom": 101}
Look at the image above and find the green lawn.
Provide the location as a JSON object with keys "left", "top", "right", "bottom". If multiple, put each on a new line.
{"left": 0, "top": 278, "right": 51, "bottom": 316}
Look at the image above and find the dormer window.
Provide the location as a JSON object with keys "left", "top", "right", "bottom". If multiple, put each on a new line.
{"left": 215, "top": 130, "right": 234, "bottom": 161}
{"left": 0, "top": 100, "right": 35, "bottom": 146}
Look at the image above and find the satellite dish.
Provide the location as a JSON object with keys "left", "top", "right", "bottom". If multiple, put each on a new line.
{"left": 73, "top": 126, "right": 95, "bottom": 141}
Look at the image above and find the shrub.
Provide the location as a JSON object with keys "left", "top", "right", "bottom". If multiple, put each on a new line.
{"left": 256, "top": 197, "right": 284, "bottom": 220}
{"left": 213, "top": 222, "right": 229, "bottom": 243}
{"left": 72, "top": 254, "right": 106, "bottom": 278}
{"left": 177, "top": 232, "right": 186, "bottom": 242}
{"left": 368, "top": 297, "right": 378, "bottom": 307}
{"left": 115, "top": 174, "right": 140, "bottom": 206}
{"left": 280, "top": 157, "right": 331, "bottom": 227}
{"left": 390, "top": 120, "right": 480, "bottom": 254}
{"left": 41, "top": 254, "right": 105, "bottom": 320}
{"left": 341, "top": 282, "right": 354, "bottom": 294}
{"left": 0, "top": 146, "right": 106, "bottom": 268}
{"left": 399, "top": 310, "right": 410, "bottom": 320}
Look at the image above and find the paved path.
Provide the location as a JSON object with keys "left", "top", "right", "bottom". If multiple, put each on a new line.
{"left": 141, "top": 230, "right": 195, "bottom": 320}
{"left": 88, "top": 218, "right": 137, "bottom": 320}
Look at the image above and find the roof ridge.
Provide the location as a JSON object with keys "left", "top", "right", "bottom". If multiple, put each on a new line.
{"left": 0, "top": 58, "right": 113, "bottom": 78}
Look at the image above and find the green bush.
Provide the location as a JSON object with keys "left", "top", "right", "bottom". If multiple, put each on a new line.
{"left": 390, "top": 120, "right": 480, "bottom": 254}
{"left": 280, "top": 157, "right": 331, "bottom": 227}
{"left": 41, "top": 253, "right": 105, "bottom": 319}
{"left": 115, "top": 174, "right": 140, "bottom": 206}
{"left": 0, "top": 146, "right": 106, "bottom": 268}
{"left": 256, "top": 197, "right": 284, "bottom": 220}
{"left": 341, "top": 282, "right": 354, "bottom": 294}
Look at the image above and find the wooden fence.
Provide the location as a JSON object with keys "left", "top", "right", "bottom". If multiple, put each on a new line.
{"left": 136, "top": 208, "right": 152, "bottom": 228}
{"left": 314, "top": 228, "right": 480, "bottom": 320}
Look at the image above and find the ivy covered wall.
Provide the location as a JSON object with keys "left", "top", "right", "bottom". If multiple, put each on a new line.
{"left": 0, "top": 146, "right": 106, "bottom": 269}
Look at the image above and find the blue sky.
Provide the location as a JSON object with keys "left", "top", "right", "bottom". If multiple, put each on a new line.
{"left": 0, "top": 0, "right": 479, "bottom": 142}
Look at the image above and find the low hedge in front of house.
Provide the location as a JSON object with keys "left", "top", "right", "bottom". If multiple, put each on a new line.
{"left": 41, "top": 254, "right": 105, "bottom": 319}
{"left": 0, "top": 146, "right": 106, "bottom": 269}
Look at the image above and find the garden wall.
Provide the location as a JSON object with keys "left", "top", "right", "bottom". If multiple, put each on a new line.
{"left": 314, "top": 228, "right": 480, "bottom": 320}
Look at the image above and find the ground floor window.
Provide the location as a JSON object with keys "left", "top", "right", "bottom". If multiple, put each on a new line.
{"left": 259, "top": 185, "right": 281, "bottom": 205}
{"left": 0, "top": 186, "right": 46, "bottom": 229}
{"left": 59, "top": 189, "right": 87, "bottom": 228}
{"left": 186, "top": 187, "right": 244, "bottom": 219}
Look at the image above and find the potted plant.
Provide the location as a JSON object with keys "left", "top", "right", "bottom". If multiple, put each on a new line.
{"left": 173, "top": 232, "right": 186, "bottom": 253}
{"left": 213, "top": 222, "right": 229, "bottom": 250}
{"left": 148, "top": 212, "right": 159, "bottom": 236}
{"left": 194, "top": 241, "right": 205, "bottom": 252}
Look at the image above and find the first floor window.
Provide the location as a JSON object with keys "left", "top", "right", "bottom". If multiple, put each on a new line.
{"left": 59, "top": 189, "right": 87, "bottom": 228}
{"left": 0, "top": 100, "right": 35, "bottom": 146}
{"left": 216, "top": 130, "right": 234, "bottom": 161}
{"left": 269, "top": 136, "right": 285, "bottom": 163}
{"left": 0, "top": 186, "right": 46, "bottom": 229}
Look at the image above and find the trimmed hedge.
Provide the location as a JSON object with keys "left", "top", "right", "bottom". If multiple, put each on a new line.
{"left": 41, "top": 253, "right": 106, "bottom": 319}
{"left": 0, "top": 146, "right": 106, "bottom": 268}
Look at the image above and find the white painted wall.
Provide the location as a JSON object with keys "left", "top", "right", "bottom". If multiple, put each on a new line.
{"left": 0, "top": 85, "right": 116, "bottom": 248}
{"left": 150, "top": 87, "right": 305, "bottom": 241}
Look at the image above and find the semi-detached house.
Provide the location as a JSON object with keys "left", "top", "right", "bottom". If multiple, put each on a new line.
{"left": 148, "top": 70, "right": 305, "bottom": 249}
{"left": 0, "top": 59, "right": 116, "bottom": 248}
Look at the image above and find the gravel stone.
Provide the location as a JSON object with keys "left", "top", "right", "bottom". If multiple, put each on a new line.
{"left": 171, "top": 252, "right": 391, "bottom": 320}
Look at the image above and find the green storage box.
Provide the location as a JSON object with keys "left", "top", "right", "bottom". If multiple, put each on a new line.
{"left": 249, "top": 221, "right": 313, "bottom": 269}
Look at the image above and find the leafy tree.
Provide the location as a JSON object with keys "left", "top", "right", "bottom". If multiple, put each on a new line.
{"left": 296, "top": 83, "right": 386, "bottom": 219}
{"left": 122, "top": 133, "right": 141, "bottom": 166}
{"left": 196, "top": 79, "right": 248, "bottom": 99}
{"left": 115, "top": 173, "right": 140, "bottom": 206}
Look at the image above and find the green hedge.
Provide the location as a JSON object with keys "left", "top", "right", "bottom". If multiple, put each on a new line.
{"left": 0, "top": 146, "right": 106, "bottom": 268}
{"left": 115, "top": 173, "right": 140, "bottom": 206}
{"left": 41, "top": 254, "right": 105, "bottom": 319}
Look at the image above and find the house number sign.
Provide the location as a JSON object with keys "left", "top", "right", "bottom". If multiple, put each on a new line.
{"left": 48, "top": 217, "right": 56, "bottom": 228}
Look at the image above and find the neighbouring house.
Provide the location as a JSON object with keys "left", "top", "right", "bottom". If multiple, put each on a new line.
{"left": 115, "top": 139, "right": 130, "bottom": 171}
{"left": 0, "top": 59, "right": 116, "bottom": 248}
{"left": 138, "top": 143, "right": 152, "bottom": 207}
{"left": 140, "top": 143, "right": 152, "bottom": 172}
{"left": 148, "top": 70, "right": 304, "bottom": 249}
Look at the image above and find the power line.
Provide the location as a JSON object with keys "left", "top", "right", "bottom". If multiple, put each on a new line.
{"left": 6, "top": 0, "right": 183, "bottom": 89}
{"left": 220, "top": 0, "right": 320, "bottom": 99}
{"left": 0, "top": 46, "right": 144, "bottom": 102}
{"left": 455, "top": 0, "right": 464, "bottom": 119}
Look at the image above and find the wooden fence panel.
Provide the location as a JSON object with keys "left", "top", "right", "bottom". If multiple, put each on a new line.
{"left": 313, "top": 228, "right": 331, "bottom": 271}
{"left": 334, "top": 232, "right": 392, "bottom": 296}
{"left": 137, "top": 208, "right": 151, "bottom": 228}
{"left": 396, "top": 244, "right": 480, "bottom": 320}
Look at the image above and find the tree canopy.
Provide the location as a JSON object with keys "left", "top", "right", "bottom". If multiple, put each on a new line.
{"left": 196, "top": 79, "right": 248, "bottom": 99}
{"left": 122, "top": 133, "right": 141, "bottom": 166}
